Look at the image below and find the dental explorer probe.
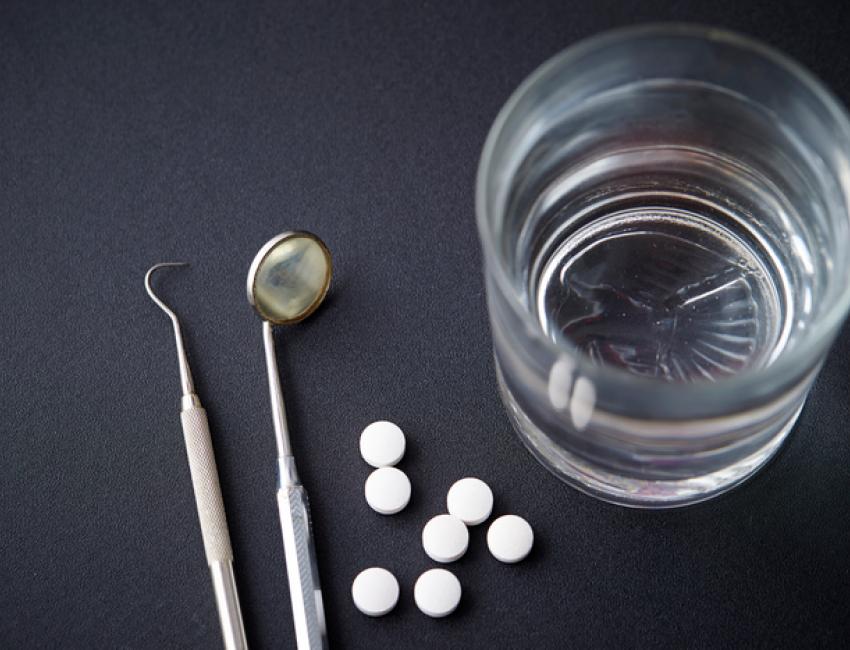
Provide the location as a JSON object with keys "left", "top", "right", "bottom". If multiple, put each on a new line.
{"left": 145, "top": 262, "right": 248, "bottom": 650}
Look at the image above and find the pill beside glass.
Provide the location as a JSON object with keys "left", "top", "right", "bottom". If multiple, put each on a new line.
{"left": 422, "top": 514, "right": 469, "bottom": 563}
{"left": 352, "top": 568, "right": 400, "bottom": 617}
{"left": 447, "top": 477, "right": 494, "bottom": 526}
{"left": 360, "top": 421, "right": 406, "bottom": 467}
{"left": 487, "top": 515, "right": 534, "bottom": 564}
{"left": 414, "top": 569, "right": 462, "bottom": 618}
{"left": 365, "top": 467, "right": 412, "bottom": 515}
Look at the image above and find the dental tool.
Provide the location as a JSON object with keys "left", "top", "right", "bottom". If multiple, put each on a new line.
{"left": 246, "top": 232, "right": 332, "bottom": 650}
{"left": 145, "top": 262, "right": 248, "bottom": 650}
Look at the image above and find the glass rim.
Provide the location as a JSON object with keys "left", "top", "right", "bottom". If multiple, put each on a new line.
{"left": 476, "top": 22, "right": 850, "bottom": 400}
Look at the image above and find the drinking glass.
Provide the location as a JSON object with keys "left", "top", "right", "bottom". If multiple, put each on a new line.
{"left": 476, "top": 24, "right": 850, "bottom": 507}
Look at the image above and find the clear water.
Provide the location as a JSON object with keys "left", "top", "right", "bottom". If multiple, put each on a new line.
{"left": 503, "top": 79, "right": 833, "bottom": 386}
{"left": 536, "top": 198, "right": 785, "bottom": 382}
{"left": 525, "top": 147, "right": 799, "bottom": 384}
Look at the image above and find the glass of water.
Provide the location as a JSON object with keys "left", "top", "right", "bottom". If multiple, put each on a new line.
{"left": 477, "top": 24, "right": 850, "bottom": 507}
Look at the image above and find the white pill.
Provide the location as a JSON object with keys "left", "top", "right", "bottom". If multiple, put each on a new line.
{"left": 422, "top": 514, "right": 468, "bottom": 563}
{"left": 364, "top": 467, "right": 411, "bottom": 515}
{"left": 487, "top": 514, "right": 534, "bottom": 563}
{"left": 360, "top": 420, "right": 406, "bottom": 467}
{"left": 414, "top": 568, "right": 462, "bottom": 618}
{"left": 447, "top": 477, "right": 494, "bottom": 525}
{"left": 351, "top": 567, "right": 399, "bottom": 616}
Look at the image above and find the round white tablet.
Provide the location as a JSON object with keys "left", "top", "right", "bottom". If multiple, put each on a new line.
{"left": 487, "top": 514, "right": 534, "bottom": 563}
{"left": 447, "top": 477, "right": 494, "bottom": 525}
{"left": 364, "top": 467, "right": 411, "bottom": 515}
{"left": 422, "top": 514, "right": 468, "bottom": 563}
{"left": 414, "top": 568, "right": 462, "bottom": 618}
{"left": 359, "top": 420, "right": 406, "bottom": 468}
{"left": 351, "top": 567, "right": 399, "bottom": 617}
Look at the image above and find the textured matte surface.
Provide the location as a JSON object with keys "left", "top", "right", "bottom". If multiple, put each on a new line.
{"left": 2, "top": 1, "right": 850, "bottom": 648}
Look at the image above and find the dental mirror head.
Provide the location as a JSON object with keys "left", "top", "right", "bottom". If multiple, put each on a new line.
{"left": 247, "top": 231, "right": 333, "bottom": 324}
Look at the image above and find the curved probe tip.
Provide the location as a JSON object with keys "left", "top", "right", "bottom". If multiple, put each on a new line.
{"left": 145, "top": 262, "right": 189, "bottom": 306}
{"left": 144, "top": 262, "right": 195, "bottom": 397}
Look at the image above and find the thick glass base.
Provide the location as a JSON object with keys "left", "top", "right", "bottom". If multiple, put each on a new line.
{"left": 496, "top": 367, "right": 800, "bottom": 508}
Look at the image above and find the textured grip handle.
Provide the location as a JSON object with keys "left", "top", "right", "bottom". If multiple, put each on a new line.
{"left": 180, "top": 406, "right": 234, "bottom": 564}
{"left": 278, "top": 486, "right": 327, "bottom": 650}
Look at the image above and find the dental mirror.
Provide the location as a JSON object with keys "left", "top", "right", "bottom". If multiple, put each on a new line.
{"left": 247, "top": 231, "right": 332, "bottom": 325}
{"left": 247, "top": 231, "right": 331, "bottom": 650}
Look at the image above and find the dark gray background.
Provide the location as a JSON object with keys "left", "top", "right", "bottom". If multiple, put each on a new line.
{"left": 3, "top": 1, "right": 850, "bottom": 648}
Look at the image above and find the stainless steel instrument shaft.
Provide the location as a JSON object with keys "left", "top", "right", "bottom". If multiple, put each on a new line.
{"left": 145, "top": 262, "right": 248, "bottom": 650}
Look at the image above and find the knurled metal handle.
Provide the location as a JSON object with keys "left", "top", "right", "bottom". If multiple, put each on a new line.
{"left": 180, "top": 405, "right": 233, "bottom": 564}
